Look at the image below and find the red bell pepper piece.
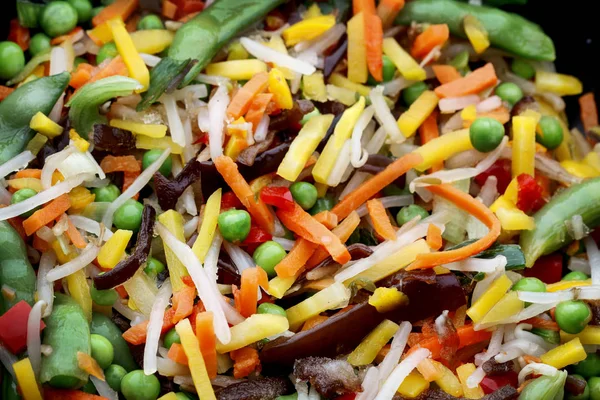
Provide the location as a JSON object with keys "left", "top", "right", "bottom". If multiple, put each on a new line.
{"left": 475, "top": 159, "right": 512, "bottom": 193}
{"left": 260, "top": 186, "right": 295, "bottom": 211}
{"left": 516, "top": 173, "right": 545, "bottom": 213}
{"left": 0, "top": 300, "right": 45, "bottom": 354}
{"left": 335, "top": 394, "right": 357, "bottom": 400}
{"left": 480, "top": 371, "right": 518, "bottom": 394}
{"left": 524, "top": 253, "right": 563, "bottom": 284}
{"left": 7, "top": 19, "right": 30, "bottom": 51}
{"left": 242, "top": 225, "right": 272, "bottom": 245}
{"left": 221, "top": 191, "right": 244, "bottom": 211}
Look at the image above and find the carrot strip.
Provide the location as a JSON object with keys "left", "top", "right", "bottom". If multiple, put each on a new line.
{"left": 122, "top": 308, "right": 176, "bottom": 344}
{"left": 407, "top": 184, "right": 501, "bottom": 270}
{"left": 353, "top": 0, "right": 376, "bottom": 15}
{"left": 419, "top": 112, "right": 442, "bottom": 172}
{"left": 51, "top": 27, "right": 83, "bottom": 45}
{"left": 331, "top": 152, "right": 423, "bottom": 220}
{"left": 377, "top": 0, "right": 405, "bottom": 29}
{"left": 168, "top": 342, "right": 189, "bottom": 365}
{"left": 0, "top": 86, "right": 15, "bottom": 101}
{"left": 77, "top": 352, "right": 104, "bottom": 380}
{"left": 8, "top": 19, "right": 29, "bottom": 51}
{"left": 432, "top": 64, "right": 461, "bottom": 84}
{"left": 274, "top": 239, "right": 319, "bottom": 279}
{"left": 69, "top": 63, "right": 95, "bottom": 89}
{"left": 93, "top": 0, "right": 139, "bottom": 27}
{"left": 301, "top": 315, "right": 329, "bottom": 331}
{"left": 172, "top": 285, "right": 196, "bottom": 324}
{"left": 426, "top": 224, "right": 443, "bottom": 251}
{"left": 579, "top": 93, "right": 598, "bottom": 133}
{"left": 66, "top": 216, "right": 87, "bottom": 249}
{"left": 313, "top": 210, "right": 338, "bottom": 230}
{"left": 45, "top": 388, "right": 107, "bottom": 400}
{"left": 434, "top": 62, "right": 497, "bottom": 99}
{"left": 245, "top": 93, "right": 273, "bottom": 131}
{"left": 33, "top": 235, "right": 50, "bottom": 252}
{"left": 408, "top": 324, "right": 491, "bottom": 360}
{"left": 162, "top": 0, "right": 178, "bottom": 19}
{"left": 411, "top": 24, "right": 449, "bottom": 59}
{"left": 227, "top": 72, "right": 269, "bottom": 119}
{"left": 215, "top": 156, "right": 274, "bottom": 234}
{"left": 14, "top": 169, "right": 42, "bottom": 179}
{"left": 84, "top": 56, "right": 129, "bottom": 88}
{"left": 230, "top": 347, "right": 261, "bottom": 379}
{"left": 239, "top": 267, "right": 269, "bottom": 318}
{"left": 123, "top": 170, "right": 140, "bottom": 201}
{"left": 277, "top": 203, "right": 351, "bottom": 265}
{"left": 522, "top": 317, "right": 560, "bottom": 331}
{"left": 365, "top": 13, "right": 384, "bottom": 82}
{"left": 367, "top": 199, "right": 396, "bottom": 241}
{"left": 23, "top": 194, "right": 71, "bottom": 236}
{"left": 306, "top": 210, "right": 361, "bottom": 269}
{"left": 100, "top": 155, "right": 141, "bottom": 173}
{"left": 522, "top": 355, "right": 542, "bottom": 364}
{"left": 195, "top": 311, "right": 218, "bottom": 379}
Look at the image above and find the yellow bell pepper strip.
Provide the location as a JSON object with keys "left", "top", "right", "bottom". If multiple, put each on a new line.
{"left": 158, "top": 211, "right": 189, "bottom": 292}
{"left": 282, "top": 15, "right": 336, "bottom": 46}
{"left": 227, "top": 42, "right": 249, "bottom": 61}
{"left": 368, "top": 287, "right": 408, "bottom": 313}
{"left": 583, "top": 151, "right": 600, "bottom": 173}
{"left": 461, "top": 104, "right": 477, "bottom": 122}
{"left": 495, "top": 207, "right": 535, "bottom": 231}
{"left": 382, "top": 37, "right": 426, "bottom": 81}
{"left": 267, "top": 275, "right": 298, "bottom": 299}
{"left": 313, "top": 97, "right": 366, "bottom": 183}
{"left": 326, "top": 85, "right": 359, "bottom": 106}
{"left": 13, "top": 358, "right": 43, "bottom": 400}
{"left": 97, "top": 229, "right": 133, "bottom": 269}
{"left": 466, "top": 274, "right": 512, "bottom": 323}
{"left": 264, "top": 36, "right": 295, "bottom": 80}
{"left": 347, "top": 12, "right": 368, "bottom": 84}
{"left": 431, "top": 360, "right": 463, "bottom": 397}
{"left": 158, "top": 393, "right": 179, "bottom": 400}
{"left": 397, "top": 90, "right": 440, "bottom": 138}
{"left": 547, "top": 280, "right": 590, "bottom": 292}
{"left": 561, "top": 326, "right": 600, "bottom": 345}
{"left": 268, "top": 68, "right": 293, "bottom": 110}
{"left": 511, "top": 115, "right": 537, "bottom": 178}
{"left": 68, "top": 186, "right": 95, "bottom": 213}
{"left": 175, "top": 319, "right": 216, "bottom": 400}
{"left": 67, "top": 269, "right": 93, "bottom": 322}
{"left": 205, "top": 60, "right": 268, "bottom": 81}
{"left": 277, "top": 114, "right": 334, "bottom": 181}
{"left": 536, "top": 71, "right": 583, "bottom": 96}
{"left": 51, "top": 239, "right": 76, "bottom": 264}
{"left": 315, "top": 182, "right": 328, "bottom": 198}
{"left": 224, "top": 134, "right": 249, "bottom": 161}
{"left": 456, "top": 363, "right": 485, "bottom": 399}
{"left": 192, "top": 189, "right": 221, "bottom": 263}
{"left": 478, "top": 291, "right": 524, "bottom": 326}
{"left": 87, "top": 20, "right": 114, "bottom": 46}
{"left": 216, "top": 314, "right": 289, "bottom": 353}
{"left": 540, "top": 337, "right": 586, "bottom": 369}
{"left": 303, "top": 72, "right": 328, "bottom": 103}
{"left": 347, "top": 319, "right": 399, "bottom": 366}
{"left": 123, "top": 269, "right": 158, "bottom": 317}
{"left": 561, "top": 160, "right": 600, "bottom": 178}
{"left": 304, "top": 3, "right": 322, "bottom": 18}
{"left": 6, "top": 178, "right": 43, "bottom": 192}
{"left": 30, "top": 112, "right": 63, "bottom": 138}
{"left": 286, "top": 282, "right": 350, "bottom": 331}
{"left": 109, "top": 19, "right": 149, "bottom": 91}
{"left": 26, "top": 133, "right": 48, "bottom": 156}
{"left": 412, "top": 128, "right": 473, "bottom": 172}
{"left": 463, "top": 15, "right": 490, "bottom": 54}
{"left": 503, "top": 178, "right": 519, "bottom": 204}
{"left": 69, "top": 129, "right": 89, "bottom": 152}
{"left": 329, "top": 73, "right": 371, "bottom": 97}
{"left": 136, "top": 135, "right": 184, "bottom": 154}
{"left": 130, "top": 29, "right": 175, "bottom": 55}
{"left": 109, "top": 119, "right": 167, "bottom": 138}
{"left": 398, "top": 371, "right": 430, "bottom": 398}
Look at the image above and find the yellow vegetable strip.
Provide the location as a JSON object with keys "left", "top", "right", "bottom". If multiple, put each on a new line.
{"left": 109, "top": 19, "right": 149, "bottom": 91}
{"left": 286, "top": 282, "right": 350, "bottom": 331}
{"left": 463, "top": 15, "right": 490, "bottom": 54}
{"left": 158, "top": 211, "right": 189, "bottom": 292}
{"left": 382, "top": 37, "right": 426, "bottom": 81}
{"left": 67, "top": 269, "right": 93, "bottom": 322}
{"left": 412, "top": 129, "right": 473, "bottom": 172}
{"left": 282, "top": 15, "right": 336, "bottom": 46}
{"left": 511, "top": 115, "right": 537, "bottom": 177}
{"left": 347, "top": 320, "right": 399, "bottom": 366}
{"left": 347, "top": 12, "right": 368, "bottom": 84}
{"left": 30, "top": 112, "right": 63, "bottom": 138}
{"left": 540, "top": 338, "right": 587, "bottom": 369}
{"left": 109, "top": 119, "right": 167, "bottom": 138}
{"left": 205, "top": 60, "right": 267, "bottom": 81}
{"left": 397, "top": 90, "right": 439, "bottom": 138}
{"left": 216, "top": 314, "right": 289, "bottom": 353}
{"left": 13, "top": 358, "right": 43, "bottom": 400}
{"left": 176, "top": 319, "right": 216, "bottom": 400}
{"left": 97, "top": 229, "right": 133, "bottom": 269}
{"left": 192, "top": 189, "right": 221, "bottom": 263}
{"left": 466, "top": 274, "right": 512, "bottom": 323}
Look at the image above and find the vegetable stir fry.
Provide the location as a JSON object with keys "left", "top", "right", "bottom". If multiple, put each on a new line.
{"left": 1, "top": 0, "right": 599, "bottom": 399}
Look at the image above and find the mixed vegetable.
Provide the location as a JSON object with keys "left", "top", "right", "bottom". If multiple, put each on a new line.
{"left": 1, "top": 0, "right": 600, "bottom": 399}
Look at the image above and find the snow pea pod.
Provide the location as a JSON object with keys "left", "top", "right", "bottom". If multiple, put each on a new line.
{"left": 395, "top": 0, "right": 555, "bottom": 61}
{"left": 0, "top": 72, "right": 70, "bottom": 164}
{"left": 520, "top": 177, "right": 600, "bottom": 267}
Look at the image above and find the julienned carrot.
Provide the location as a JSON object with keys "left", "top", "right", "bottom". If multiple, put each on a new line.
{"left": 77, "top": 352, "right": 104, "bottom": 380}
{"left": 122, "top": 308, "right": 176, "bottom": 344}
{"left": 14, "top": 169, "right": 42, "bottom": 179}
{"left": 195, "top": 311, "right": 218, "bottom": 379}
{"left": 411, "top": 24, "right": 449, "bottom": 59}
{"left": 301, "top": 315, "right": 329, "bottom": 331}
{"left": 84, "top": 56, "right": 129, "bottom": 88}
{"left": 306, "top": 211, "right": 361, "bottom": 268}
{"left": 314, "top": 210, "right": 338, "bottom": 230}
{"left": 331, "top": 152, "right": 423, "bottom": 220}
{"left": 434, "top": 62, "right": 497, "bottom": 99}
{"left": 33, "top": 234, "right": 50, "bottom": 252}
{"left": 367, "top": 199, "right": 396, "bottom": 241}
{"left": 377, "top": 0, "right": 405, "bottom": 29}
{"left": 227, "top": 72, "right": 269, "bottom": 119}
{"left": 230, "top": 347, "right": 261, "bottom": 379}
{"left": 408, "top": 324, "right": 491, "bottom": 360}
{"left": 100, "top": 155, "right": 141, "bottom": 173}
{"left": 407, "top": 184, "right": 501, "bottom": 270}
{"left": 245, "top": 93, "right": 274, "bottom": 131}
{"left": 50, "top": 27, "right": 83, "bottom": 45}
{"left": 426, "top": 224, "right": 443, "bottom": 251}
{"left": 523, "top": 317, "right": 560, "bottom": 331}
{"left": 23, "top": 194, "right": 71, "bottom": 236}
{"left": 432, "top": 64, "right": 461, "bottom": 84}
{"left": 419, "top": 112, "right": 442, "bottom": 172}
{"left": 172, "top": 285, "right": 196, "bottom": 324}
{"left": 123, "top": 170, "right": 141, "bottom": 200}
{"left": 162, "top": 0, "right": 178, "bottom": 19}
{"left": 274, "top": 239, "right": 319, "bottom": 279}
{"left": 0, "top": 85, "right": 15, "bottom": 101}
{"left": 93, "top": 0, "right": 139, "bottom": 27}
{"left": 579, "top": 92, "right": 598, "bottom": 133}
{"left": 69, "top": 63, "right": 95, "bottom": 89}
{"left": 365, "top": 13, "right": 384, "bottom": 82}
{"left": 66, "top": 216, "right": 87, "bottom": 249}
{"left": 462, "top": 106, "right": 510, "bottom": 128}
{"left": 277, "top": 203, "right": 351, "bottom": 265}
{"left": 44, "top": 388, "right": 107, "bottom": 400}
{"left": 353, "top": 0, "right": 376, "bottom": 15}
{"left": 239, "top": 267, "right": 269, "bottom": 318}
{"left": 214, "top": 156, "right": 274, "bottom": 234}
{"left": 168, "top": 342, "right": 189, "bottom": 365}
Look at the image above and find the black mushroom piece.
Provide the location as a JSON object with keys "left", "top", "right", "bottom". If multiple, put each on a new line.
{"left": 215, "top": 377, "right": 294, "bottom": 400}
{"left": 153, "top": 158, "right": 202, "bottom": 211}
{"left": 92, "top": 124, "right": 136, "bottom": 155}
{"left": 482, "top": 359, "right": 514, "bottom": 376}
{"left": 565, "top": 374, "right": 588, "bottom": 397}
{"left": 323, "top": 37, "right": 348, "bottom": 79}
{"left": 294, "top": 357, "right": 361, "bottom": 398}
{"left": 260, "top": 270, "right": 466, "bottom": 366}
{"left": 94, "top": 205, "right": 156, "bottom": 290}
{"left": 306, "top": 243, "right": 373, "bottom": 277}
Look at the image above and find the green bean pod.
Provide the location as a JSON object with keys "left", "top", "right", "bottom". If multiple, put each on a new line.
{"left": 2, "top": 367, "right": 20, "bottom": 400}
{"left": 395, "top": 0, "right": 555, "bottom": 61}
{"left": 520, "top": 177, "right": 600, "bottom": 267}
{"left": 91, "top": 313, "right": 138, "bottom": 371}
{"left": 0, "top": 221, "right": 36, "bottom": 313}
{"left": 40, "top": 294, "right": 91, "bottom": 389}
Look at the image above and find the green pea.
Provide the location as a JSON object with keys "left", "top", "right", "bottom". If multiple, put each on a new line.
{"left": 367, "top": 55, "right": 396, "bottom": 85}
{"left": 91, "top": 6, "right": 104, "bottom": 18}
{"left": 90, "top": 334, "right": 114, "bottom": 369}
{"left": 0, "top": 42, "right": 25, "bottom": 80}
{"left": 144, "top": 257, "right": 165, "bottom": 277}
{"left": 290, "top": 182, "right": 318, "bottom": 210}
{"left": 300, "top": 108, "right": 321, "bottom": 125}
{"left": 105, "top": 364, "right": 127, "bottom": 392}
{"left": 29, "top": 33, "right": 52, "bottom": 56}
{"left": 113, "top": 199, "right": 144, "bottom": 231}
{"left": 555, "top": 300, "right": 591, "bottom": 334}
{"left": 536, "top": 115, "right": 564, "bottom": 150}
{"left": 218, "top": 209, "right": 251, "bottom": 242}
{"left": 563, "top": 271, "right": 589, "bottom": 282}
{"left": 512, "top": 277, "right": 546, "bottom": 292}
{"left": 566, "top": 375, "right": 590, "bottom": 400}
{"left": 67, "top": 0, "right": 93, "bottom": 23}
{"left": 121, "top": 370, "right": 160, "bottom": 400}
{"left": 74, "top": 56, "right": 87, "bottom": 68}
{"left": 163, "top": 328, "right": 180, "bottom": 350}
{"left": 137, "top": 15, "right": 164, "bottom": 30}
{"left": 402, "top": 82, "right": 428, "bottom": 106}
{"left": 11, "top": 188, "right": 39, "bottom": 218}
{"left": 573, "top": 353, "right": 600, "bottom": 379}
{"left": 495, "top": 82, "right": 524, "bottom": 106}
{"left": 257, "top": 302, "right": 287, "bottom": 317}
{"left": 588, "top": 377, "right": 600, "bottom": 400}
{"left": 469, "top": 117, "right": 505, "bottom": 153}
{"left": 511, "top": 59, "right": 536, "bottom": 80}
{"left": 308, "top": 196, "right": 335, "bottom": 215}
{"left": 142, "top": 149, "right": 172, "bottom": 177}
{"left": 253, "top": 241, "right": 287, "bottom": 278}
{"left": 91, "top": 282, "right": 118, "bottom": 306}
{"left": 96, "top": 42, "right": 118, "bottom": 65}
{"left": 396, "top": 204, "right": 429, "bottom": 226}
{"left": 39, "top": 1, "right": 78, "bottom": 38}
{"left": 82, "top": 378, "right": 98, "bottom": 394}
{"left": 92, "top": 184, "right": 121, "bottom": 203}
{"left": 383, "top": 184, "right": 410, "bottom": 197}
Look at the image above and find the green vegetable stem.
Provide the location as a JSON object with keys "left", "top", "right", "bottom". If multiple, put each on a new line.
{"left": 90, "top": 313, "right": 138, "bottom": 371}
